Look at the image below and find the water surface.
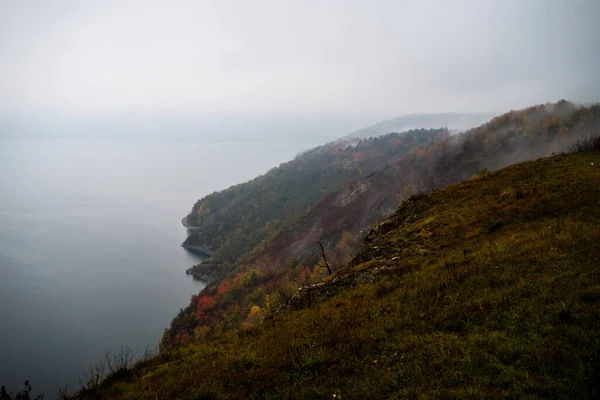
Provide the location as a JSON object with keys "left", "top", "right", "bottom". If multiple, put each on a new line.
{"left": 0, "top": 136, "right": 309, "bottom": 395}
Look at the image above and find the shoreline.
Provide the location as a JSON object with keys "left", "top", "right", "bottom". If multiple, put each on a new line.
{"left": 181, "top": 243, "right": 215, "bottom": 257}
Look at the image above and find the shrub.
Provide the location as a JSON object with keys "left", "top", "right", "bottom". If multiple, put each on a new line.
{"left": 0, "top": 381, "right": 43, "bottom": 400}
{"left": 570, "top": 133, "right": 600, "bottom": 153}
{"left": 488, "top": 220, "right": 504, "bottom": 233}
{"left": 476, "top": 167, "right": 490, "bottom": 176}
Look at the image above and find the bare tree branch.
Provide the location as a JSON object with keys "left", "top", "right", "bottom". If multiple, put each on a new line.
{"left": 316, "top": 240, "right": 332, "bottom": 276}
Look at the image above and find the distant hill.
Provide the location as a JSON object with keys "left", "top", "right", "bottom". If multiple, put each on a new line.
{"left": 344, "top": 112, "right": 498, "bottom": 139}
{"left": 70, "top": 148, "right": 600, "bottom": 399}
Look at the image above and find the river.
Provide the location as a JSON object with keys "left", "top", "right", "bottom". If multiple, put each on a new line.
{"left": 0, "top": 136, "right": 311, "bottom": 396}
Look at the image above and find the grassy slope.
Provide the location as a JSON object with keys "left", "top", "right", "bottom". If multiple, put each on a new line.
{"left": 87, "top": 152, "right": 600, "bottom": 399}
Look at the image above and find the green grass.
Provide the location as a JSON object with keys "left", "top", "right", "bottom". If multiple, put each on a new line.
{"left": 75, "top": 152, "right": 600, "bottom": 399}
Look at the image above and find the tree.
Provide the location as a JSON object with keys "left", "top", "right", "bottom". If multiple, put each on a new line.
{"left": 195, "top": 295, "right": 216, "bottom": 322}
{"left": 216, "top": 279, "right": 231, "bottom": 297}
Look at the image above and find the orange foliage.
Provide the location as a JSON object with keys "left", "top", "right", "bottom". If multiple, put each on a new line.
{"left": 217, "top": 278, "right": 231, "bottom": 296}
{"left": 196, "top": 295, "right": 216, "bottom": 321}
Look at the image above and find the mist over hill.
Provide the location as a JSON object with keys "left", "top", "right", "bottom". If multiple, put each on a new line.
{"left": 162, "top": 100, "right": 600, "bottom": 349}
{"left": 0, "top": 113, "right": 382, "bottom": 143}
{"left": 3, "top": 0, "right": 600, "bottom": 397}
{"left": 344, "top": 112, "right": 498, "bottom": 139}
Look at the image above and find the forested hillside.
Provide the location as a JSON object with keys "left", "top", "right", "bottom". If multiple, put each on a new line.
{"left": 182, "top": 128, "right": 448, "bottom": 264}
{"left": 164, "top": 101, "right": 600, "bottom": 348}
{"left": 71, "top": 147, "right": 600, "bottom": 399}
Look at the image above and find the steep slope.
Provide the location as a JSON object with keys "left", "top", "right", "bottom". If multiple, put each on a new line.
{"left": 163, "top": 101, "right": 600, "bottom": 348}
{"left": 182, "top": 129, "right": 448, "bottom": 263}
{"left": 74, "top": 151, "right": 600, "bottom": 399}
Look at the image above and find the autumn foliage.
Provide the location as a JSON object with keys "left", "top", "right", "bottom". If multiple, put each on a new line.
{"left": 195, "top": 295, "right": 216, "bottom": 322}
{"left": 216, "top": 278, "right": 231, "bottom": 297}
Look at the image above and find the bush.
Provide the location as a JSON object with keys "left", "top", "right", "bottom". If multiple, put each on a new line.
{"left": 0, "top": 381, "right": 43, "bottom": 400}
{"left": 488, "top": 220, "right": 504, "bottom": 233}
{"left": 476, "top": 167, "right": 490, "bottom": 176}
{"left": 570, "top": 134, "right": 600, "bottom": 153}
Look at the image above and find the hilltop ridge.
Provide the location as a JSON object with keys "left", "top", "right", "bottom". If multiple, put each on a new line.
{"left": 344, "top": 112, "right": 497, "bottom": 139}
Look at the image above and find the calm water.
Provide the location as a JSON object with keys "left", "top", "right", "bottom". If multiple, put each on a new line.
{"left": 0, "top": 136, "right": 309, "bottom": 395}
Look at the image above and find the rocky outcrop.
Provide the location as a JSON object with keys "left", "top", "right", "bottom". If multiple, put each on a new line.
{"left": 181, "top": 215, "right": 196, "bottom": 228}
{"left": 185, "top": 263, "right": 220, "bottom": 282}
{"left": 181, "top": 243, "right": 215, "bottom": 257}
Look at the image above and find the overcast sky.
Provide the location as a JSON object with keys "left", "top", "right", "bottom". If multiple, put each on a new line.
{"left": 1, "top": 0, "right": 599, "bottom": 118}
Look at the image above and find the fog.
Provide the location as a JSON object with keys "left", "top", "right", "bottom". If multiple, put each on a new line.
{"left": 1, "top": 0, "right": 600, "bottom": 139}
{"left": 1, "top": 1, "right": 599, "bottom": 395}
{"left": 0, "top": 113, "right": 379, "bottom": 143}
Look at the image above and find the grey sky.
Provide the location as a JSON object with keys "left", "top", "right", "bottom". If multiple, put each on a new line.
{"left": 1, "top": 0, "right": 599, "bottom": 117}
